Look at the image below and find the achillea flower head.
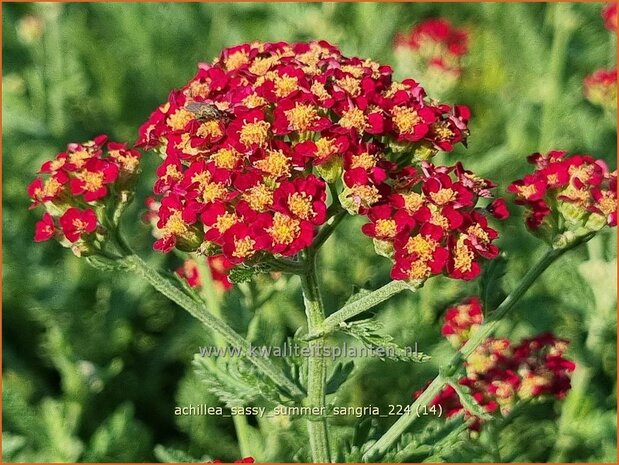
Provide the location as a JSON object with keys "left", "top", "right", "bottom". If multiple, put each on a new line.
{"left": 509, "top": 150, "right": 616, "bottom": 244}
{"left": 603, "top": 3, "right": 617, "bottom": 31}
{"left": 137, "top": 41, "right": 474, "bottom": 274}
{"left": 417, "top": 310, "right": 575, "bottom": 431}
{"left": 394, "top": 19, "right": 468, "bottom": 95}
{"left": 361, "top": 161, "right": 507, "bottom": 284}
{"left": 583, "top": 68, "right": 617, "bottom": 110}
{"left": 29, "top": 135, "right": 141, "bottom": 255}
{"left": 441, "top": 296, "right": 484, "bottom": 348}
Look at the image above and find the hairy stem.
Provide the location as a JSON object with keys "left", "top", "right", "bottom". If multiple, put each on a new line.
{"left": 300, "top": 250, "right": 331, "bottom": 463}
{"left": 306, "top": 280, "right": 415, "bottom": 340}
{"left": 194, "top": 256, "right": 254, "bottom": 458}
{"left": 363, "top": 244, "right": 580, "bottom": 461}
{"left": 124, "top": 253, "right": 305, "bottom": 400}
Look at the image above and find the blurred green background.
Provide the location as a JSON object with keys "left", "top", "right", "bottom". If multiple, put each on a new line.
{"left": 2, "top": 2, "right": 617, "bottom": 463}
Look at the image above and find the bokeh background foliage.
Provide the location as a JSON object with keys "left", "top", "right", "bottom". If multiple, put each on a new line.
{"left": 2, "top": 2, "right": 617, "bottom": 463}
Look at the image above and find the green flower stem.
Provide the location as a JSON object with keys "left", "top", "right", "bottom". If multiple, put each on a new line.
{"left": 300, "top": 249, "right": 331, "bottom": 463}
{"left": 306, "top": 280, "right": 415, "bottom": 340}
{"left": 363, "top": 243, "right": 581, "bottom": 461}
{"left": 194, "top": 256, "right": 254, "bottom": 459}
{"left": 313, "top": 209, "right": 347, "bottom": 250}
{"left": 123, "top": 253, "right": 305, "bottom": 400}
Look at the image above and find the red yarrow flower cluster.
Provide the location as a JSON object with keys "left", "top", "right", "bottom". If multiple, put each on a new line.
{"left": 508, "top": 151, "right": 616, "bottom": 240}
{"left": 583, "top": 68, "right": 617, "bottom": 110}
{"left": 603, "top": 3, "right": 617, "bottom": 32}
{"left": 394, "top": 18, "right": 468, "bottom": 92}
{"left": 177, "top": 255, "right": 234, "bottom": 291}
{"left": 136, "top": 41, "right": 472, "bottom": 268}
{"left": 359, "top": 162, "right": 507, "bottom": 284}
{"left": 28, "top": 135, "right": 141, "bottom": 252}
{"left": 441, "top": 296, "right": 484, "bottom": 348}
{"left": 416, "top": 300, "right": 575, "bottom": 431}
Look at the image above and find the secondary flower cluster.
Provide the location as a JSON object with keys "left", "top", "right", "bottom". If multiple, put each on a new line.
{"left": 441, "top": 296, "right": 483, "bottom": 348}
{"left": 508, "top": 151, "right": 616, "bottom": 241}
{"left": 416, "top": 298, "right": 575, "bottom": 431}
{"left": 359, "top": 162, "right": 508, "bottom": 283}
{"left": 394, "top": 18, "right": 468, "bottom": 94}
{"left": 177, "top": 255, "right": 234, "bottom": 291}
{"left": 28, "top": 135, "right": 141, "bottom": 253}
{"left": 583, "top": 68, "right": 617, "bottom": 111}
{"left": 136, "top": 41, "right": 471, "bottom": 266}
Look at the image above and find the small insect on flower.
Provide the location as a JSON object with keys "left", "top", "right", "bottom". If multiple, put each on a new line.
{"left": 184, "top": 101, "right": 232, "bottom": 123}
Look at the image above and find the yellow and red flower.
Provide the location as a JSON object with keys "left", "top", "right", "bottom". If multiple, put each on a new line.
{"left": 136, "top": 40, "right": 474, "bottom": 276}
{"left": 417, "top": 307, "right": 576, "bottom": 431}
{"left": 583, "top": 68, "right": 617, "bottom": 111}
{"left": 509, "top": 150, "right": 616, "bottom": 239}
{"left": 58, "top": 207, "right": 98, "bottom": 243}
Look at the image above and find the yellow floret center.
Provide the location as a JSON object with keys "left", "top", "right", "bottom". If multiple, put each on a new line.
{"left": 167, "top": 109, "right": 194, "bottom": 131}
{"left": 162, "top": 211, "right": 189, "bottom": 236}
{"left": 350, "top": 152, "right": 377, "bottom": 170}
{"left": 242, "top": 93, "right": 268, "bottom": 108}
{"left": 232, "top": 236, "right": 256, "bottom": 258}
{"left": 401, "top": 192, "right": 425, "bottom": 213}
{"left": 337, "top": 76, "right": 361, "bottom": 97}
{"left": 405, "top": 235, "right": 438, "bottom": 261}
{"left": 407, "top": 260, "right": 431, "bottom": 281}
{"left": 268, "top": 212, "right": 301, "bottom": 245}
{"left": 211, "top": 148, "right": 242, "bottom": 170}
{"left": 310, "top": 82, "right": 330, "bottom": 101}
{"left": 224, "top": 50, "right": 250, "bottom": 71}
{"left": 453, "top": 236, "right": 474, "bottom": 272}
{"left": 392, "top": 106, "right": 421, "bottom": 134}
{"left": 339, "top": 107, "right": 367, "bottom": 131}
{"left": 197, "top": 120, "right": 223, "bottom": 139}
{"left": 68, "top": 149, "right": 91, "bottom": 169}
{"left": 430, "top": 188, "right": 456, "bottom": 205}
{"left": 314, "top": 138, "right": 338, "bottom": 160}
{"left": 42, "top": 177, "right": 64, "bottom": 198}
{"left": 433, "top": 123, "right": 454, "bottom": 140}
{"left": 598, "top": 193, "right": 617, "bottom": 216}
{"left": 274, "top": 75, "right": 299, "bottom": 98}
{"left": 214, "top": 212, "right": 238, "bottom": 234}
{"left": 284, "top": 103, "right": 319, "bottom": 132}
{"left": 78, "top": 171, "right": 104, "bottom": 192}
{"left": 255, "top": 150, "right": 291, "bottom": 178}
{"left": 351, "top": 184, "right": 381, "bottom": 207}
{"left": 467, "top": 224, "right": 490, "bottom": 242}
{"left": 517, "top": 184, "right": 538, "bottom": 200}
{"left": 375, "top": 219, "right": 398, "bottom": 238}
{"left": 287, "top": 192, "right": 314, "bottom": 220}
{"left": 109, "top": 150, "right": 139, "bottom": 173}
{"left": 243, "top": 183, "right": 274, "bottom": 212}
{"left": 239, "top": 120, "right": 270, "bottom": 147}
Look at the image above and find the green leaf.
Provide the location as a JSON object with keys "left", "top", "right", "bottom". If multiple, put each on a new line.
{"left": 340, "top": 318, "right": 430, "bottom": 362}
{"left": 153, "top": 444, "right": 203, "bottom": 463}
{"left": 381, "top": 414, "right": 468, "bottom": 463}
{"left": 325, "top": 361, "right": 354, "bottom": 395}
{"left": 480, "top": 252, "right": 508, "bottom": 310}
{"left": 83, "top": 403, "right": 152, "bottom": 462}
{"left": 192, "top": 354, "right": 291, "bottom": 408}
{"left": 86, "top": 255, "right": 136, "bottom": 272}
